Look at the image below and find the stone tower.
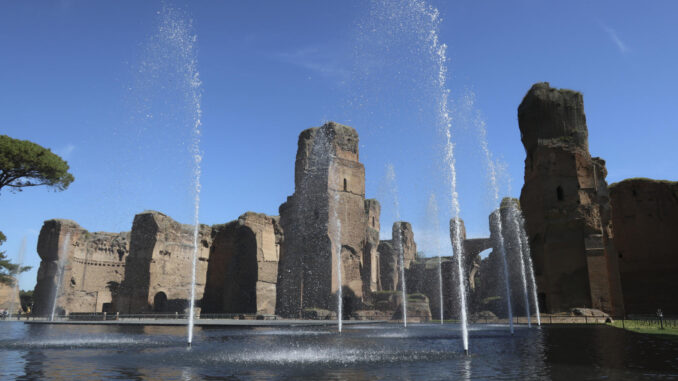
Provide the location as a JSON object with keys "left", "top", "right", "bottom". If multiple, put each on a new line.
{"left": 518, "top": 83, "right": 624, "bottom": 316}
{"left": 113, "top": 211, "right": 211, "bottom": 314}
{"left": 276, "top": 122, "right": 376, "bottom": 317}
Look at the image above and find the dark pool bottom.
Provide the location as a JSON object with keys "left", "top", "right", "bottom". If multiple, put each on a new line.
{"left": 0, "top": 322, "right": 676, "bottom": 380}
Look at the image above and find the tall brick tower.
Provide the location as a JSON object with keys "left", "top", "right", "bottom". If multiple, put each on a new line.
{"left": 276, "top": 122, "right": 377, "bottom": 317}
{"left": 518, "top": 83, "right": 624, "bottom": 316}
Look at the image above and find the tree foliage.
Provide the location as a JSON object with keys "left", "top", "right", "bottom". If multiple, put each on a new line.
{"left": 0, "top": 135, "right": 74, "bottom": 194}
{"left": 0, "top": 231, "right": 31, "bottom": 286}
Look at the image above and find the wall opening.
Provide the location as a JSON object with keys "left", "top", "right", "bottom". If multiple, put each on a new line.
{"left": 371, "top": 216, "right": 375, "bottom": 227}
{"left": 153, "top": 292, "right": 168, "bottom": 312}
{"left": 538, "top": 292, "right": 547, "bottom": 313}
{"left": 556, "top": 186, "right": 564, "bottom": 201}
{"left": 343, "top": 178, "right": 347, "bottom": 191}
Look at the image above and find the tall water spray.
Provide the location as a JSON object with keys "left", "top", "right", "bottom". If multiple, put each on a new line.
{"left": 50, "top": 232, "right": 71, "bottom": 321}
{"left": 471, "top": 101, "right": 513, "bottom": 334}
{"left": 151, "top": 6, "right": 204, "bottom": 346}
{"left": 332, "top": 188, "right": 344, "bottom": 333}
{"left": 518, "top": 212, "right": 541, "bottom": 325}
{"left": 385, "top": 164, "right": 407, "bottom": 327}
{"left": 425, "top": 194, "right": 445, "bottom": 323}
{"left": 422, "top": 6, "right": 470, "bottom": 352}
{"left": 508, "top": 202, "right": 532, "bottom": 327}
{"left": 8, "top": 237, "right": 26, "bottom": 317}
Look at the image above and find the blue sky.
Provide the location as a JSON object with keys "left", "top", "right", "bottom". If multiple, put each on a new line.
{"left": 2, "top": 0, "right": 677, "bottom": 290}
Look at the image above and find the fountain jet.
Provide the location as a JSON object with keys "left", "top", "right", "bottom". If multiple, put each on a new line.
{"left": 385, "top": 164, "right": 407, "bottom": 327}
{"left": 8, "top": 237, "right": 26, "bottom": 318}
{"left": 50, "top": 232, "right": 71, "bottom": 322}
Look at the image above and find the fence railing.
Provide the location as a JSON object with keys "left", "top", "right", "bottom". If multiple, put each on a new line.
{"left": 6, "top": 312, "right": 675, "bottom": 328}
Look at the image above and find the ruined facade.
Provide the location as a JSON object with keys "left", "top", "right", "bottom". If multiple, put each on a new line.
{"left": 0, "top": 279, "right": 20, "bottom": 313}
{"left": 33, "top": 219, "right": 129, "bottom": 316}
{"left": 202, "top": 212, "right": 282, "bottom": 315}
{"left": 518, "top": 82, "right": 624, "bottom": 316}
{"left": 276, "top": 122, "right": 379, "bottom": 317}
{"left": 610, "top": 179, "right": 678, "bottom": 315}
{"left": 113, "top": 211, "right": 212, "bottom": 314}
{"left": 378, "top": 221, "right": 417, "bottom": 292}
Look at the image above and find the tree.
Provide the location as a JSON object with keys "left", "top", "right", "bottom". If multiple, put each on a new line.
{"left": 19, "top": 289, "right": 33, "bottom": 312}
{"left": 0, "top": 231, "right": 31, "bottom": 286}
{"left": 0, "top": 135, "right": 74, "bottom": 194}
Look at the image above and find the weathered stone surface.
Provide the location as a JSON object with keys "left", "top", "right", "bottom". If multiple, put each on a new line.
{"left": 276, "top": 122, "right": 376, "bottom": 317}
{"left": 113, "top": 211, "right": 211, "bottom": 314}
{"left": 518, "top": 82, "right": 624, "bottom": 316}
{"left": 363, "top": 199, "right": 381, "bottom": 295}
{"left": 32, "top": 219, "right": 129, "bottom": 316}
{"left": 570, "top": 307, "right": 610, "bottom": 318}
{"left": 0, "top": 279, "right": 20, "bottom": 313}
{"left": 378, "top": 222, "right": 417, "bottom": 292}
{"left": 403, "top": 217, "right": 492, "bottom": 320}
{"left": 202, "top": 212, "right": 281, "bottom": 315}
{"left": 610, "top": 178, "right": 678, "bottom": 315}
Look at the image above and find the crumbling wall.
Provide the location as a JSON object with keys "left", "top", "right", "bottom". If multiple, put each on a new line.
{"left": 113, "top": 211, "right": 211, "bottom": 314}
{"left": 202, "top": 212, "right": 281, "bottom": 315}
{"left": 33, "top": 219, "right": 129, "bottom": 316}
{"left": 518, "top": 82, "right": 624, "bottom": 316}
{"left": 276, "top": 122, "right": 369, "bottom": 317}
{"left": 610, "top": 178, "right": 678, "bottom": 315}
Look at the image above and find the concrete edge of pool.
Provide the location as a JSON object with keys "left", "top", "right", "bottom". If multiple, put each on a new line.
{"left": 21, "top": 319, "right": 390, "bottom": 327}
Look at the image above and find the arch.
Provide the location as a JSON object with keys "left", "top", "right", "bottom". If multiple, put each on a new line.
{"left": 153, "top": 292, "right": 168, "bottom": 312}
{"left": 203, "top": 225, "right": 258, "bottom": 314}
{"left": 538, "top": 292, "right": 547, "bottom": 312}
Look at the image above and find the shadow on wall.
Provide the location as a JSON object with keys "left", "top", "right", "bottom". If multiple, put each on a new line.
{"left": 151, "top": 291, "right": 190, "bottom": 313}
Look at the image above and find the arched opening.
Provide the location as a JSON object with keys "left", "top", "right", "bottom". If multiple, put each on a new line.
{"left": 556, "top": 186, "right": 564, "bottom": 201}
{"left": 342, "top": 294, "right": 353, "bottom": 319}
{"left": 203, "top": 225, "right": 258, "bottom": 314}
{"left": 538, "top": 292, "right": 547, "bottom": 313}
{"left": 343, "top": 178, "right": 348, "bottom": 191}
{"left": 153, "top": 292, "right": 168, "bottom": 312}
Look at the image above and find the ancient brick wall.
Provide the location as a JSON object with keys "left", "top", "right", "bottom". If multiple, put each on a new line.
{"left": 113, "top": 211, "right": 211, "bottom": 314}
{"left": 518, "top": 82, "right": 624, "bottom": 316}
{"left": 276, "top": 122, "right": 372, "bottom": 317}
{"left": 33, "top": 219, "right": 129, "bottom": 316}
{"left": 610, "top": 179, "right": 678, "bottom": 315}
{"left": 202, "top": 212, "right": 281, "bottom": 315}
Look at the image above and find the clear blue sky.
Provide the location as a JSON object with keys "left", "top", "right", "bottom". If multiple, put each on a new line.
{"left": 2, "top": 0, "right": 676, "bottom": 290}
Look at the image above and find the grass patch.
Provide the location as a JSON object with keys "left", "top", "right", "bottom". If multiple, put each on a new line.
{"left": 608, "top": 320, "right": 678, "bottom": 340}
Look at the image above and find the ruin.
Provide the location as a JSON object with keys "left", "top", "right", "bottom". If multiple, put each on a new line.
{"left": 202, "top": 212, "right": 281, "bottom": 315}
{"left": 518, "top": 82, "right": 624, "bottom": 316}
{"left": 113, "top": 211, "right": 212, "bottom": 314}
{"left": 276, "top": 122, "right": 378, "bottom": 318}
{"left": 0, "top": 279, "right": 20, "bottom": 314}
{"left": 29, "top": 102, "right": 675, "bottom": 321}
{"left": 33, "top": 219, "right": 129, "bottom": 316}
{"left": 378, "top": 221, "right": 417, "bottom": 292}
{"left": 610, "top": 179, "right": 678, "bottom": 315}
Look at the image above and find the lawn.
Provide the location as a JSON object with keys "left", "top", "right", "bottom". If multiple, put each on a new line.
{"left": 608, "top": 320, "right": 678, "bottom": 339}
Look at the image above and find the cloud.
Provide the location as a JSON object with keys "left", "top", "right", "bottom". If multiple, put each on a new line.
{"left": 273, "top": 45, "right": 350, "bottom": 82}
{"left": 601, "top": 24, "right": 630, "bottom": 54}
{"left": 57, "top": 143, "right": 75, "bottom": 159}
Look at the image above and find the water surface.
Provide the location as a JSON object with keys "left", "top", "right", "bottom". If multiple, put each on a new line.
{"left": 1, "top": 322, "right": 676, "bottom": 380}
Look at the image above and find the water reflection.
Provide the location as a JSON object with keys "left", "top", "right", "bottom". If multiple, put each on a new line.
{"left": 1, "top": 322, "right": 676, "bottom": 380}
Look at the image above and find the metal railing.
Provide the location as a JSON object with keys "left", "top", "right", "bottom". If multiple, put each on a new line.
{"left": 15, "top": 312, "right": 674, "bottom": 327}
